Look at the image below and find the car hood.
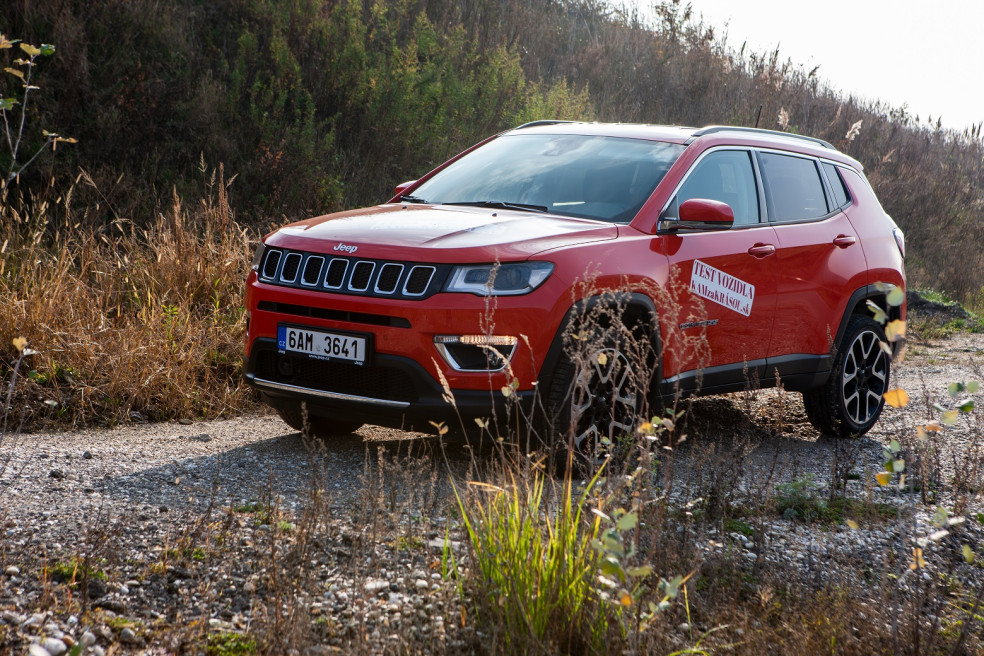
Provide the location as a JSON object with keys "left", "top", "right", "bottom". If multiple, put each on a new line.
{"left": 265, "top": 204, "right": 618, "bottom": 261}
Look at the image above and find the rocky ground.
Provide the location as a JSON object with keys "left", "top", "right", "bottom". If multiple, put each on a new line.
{"left": 2, "top": 322, "right": 984, "bottom": 654}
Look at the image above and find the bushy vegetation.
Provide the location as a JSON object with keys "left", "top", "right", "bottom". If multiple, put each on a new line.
{"left": 3, "top": 0, "right": 984, "bottom": 294}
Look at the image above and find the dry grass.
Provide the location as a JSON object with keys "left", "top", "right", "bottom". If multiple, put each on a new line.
{"left": 0, "top": 168, "right": 257, "bottom": 427}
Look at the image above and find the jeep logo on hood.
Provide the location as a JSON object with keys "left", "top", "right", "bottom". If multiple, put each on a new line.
{"left": 334, "top": 243, "right": 358, "bottom": 254}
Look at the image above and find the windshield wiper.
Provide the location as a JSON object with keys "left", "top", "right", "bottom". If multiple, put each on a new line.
{"left": 442, "top": 200, "right": 549, "bottom": 213}
{"left": 399, "top": 194, "right": 429, "bottom": 204}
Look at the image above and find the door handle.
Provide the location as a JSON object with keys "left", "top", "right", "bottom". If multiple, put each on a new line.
{"left": 833, "top": 234, "right": 857, "bottom": 248}
{"left": 747, "top": 243, "right": 776, "bottom": 258}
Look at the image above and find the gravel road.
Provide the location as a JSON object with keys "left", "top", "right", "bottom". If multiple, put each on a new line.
{"left": 2, "top": 327, "right": 984, "bottom": 654}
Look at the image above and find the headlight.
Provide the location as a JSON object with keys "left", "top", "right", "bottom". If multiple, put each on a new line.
{"left": 250, "top": 242, "right": 265, "bottom": 271}
{"left": 444, "top": 262, "right": 553, "bottom": 296}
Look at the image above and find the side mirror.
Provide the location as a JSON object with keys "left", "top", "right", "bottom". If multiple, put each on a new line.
{"left": 394, "top": 180, "right": 417, "bottom": 197}
{"left": 667, "top": 198, "right": 735, "bottom": 231}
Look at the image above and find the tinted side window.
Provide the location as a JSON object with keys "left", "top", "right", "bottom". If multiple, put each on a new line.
{"left": 675, "top": 150, "right": 760, "bottom": 225}
{"left": 759, "top": 152, "right": 829, "bottom": 221}
{"left": 822, "top": 162, "right": 851, "bottom": 209}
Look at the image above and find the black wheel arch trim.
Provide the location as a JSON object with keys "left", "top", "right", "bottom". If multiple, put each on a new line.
{"left": 834, "top": 284, "right": 904, "bottom": 349}
{"left": 536, "top": 291, "right": 663, "bottom": 402}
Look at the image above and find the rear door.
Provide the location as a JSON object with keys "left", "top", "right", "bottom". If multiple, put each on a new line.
{"left": 758, "top": 151, "right": 868, "bottom": 375}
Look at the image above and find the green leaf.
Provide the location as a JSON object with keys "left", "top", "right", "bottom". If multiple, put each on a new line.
{"left": 967, "top": 382, "right": 980, "bottom": 393}
{"left": 19, "top": 42, "right": 41, "bottom": 57}
{"left": 949, "top": 382, "right": 965, "bottom": 398}
{"left": 600, "top": 557, "right": 624, "bottom": 581}
{"left": 0, "top": 97, "right": 18, "bottom": 110}
{"left": 886, "top": 286, "right": 905, "bottom": 307}
{"left": 616, "top": 511, "right": 639, "bottom": 532}
{"left": 960, "top": 400, "right": 975, "bottom": 413}
{"left": 889, "top": 439, "right": 902, "bottom": 454}
{"left": 885, "top": 319, "right": 906, "bottom": 342}
{"left": 931, "top": 506, "right": 948, "bottom": 528}
{"left": 627, "top": 565, "right": 653, "bottom": 579}
{"left": 942, "top": 409, "right": 959, "bottom": 426}
{"left": 39, "top": 43, "right": 56, "bottom": 56}
{"left": 963, "top": 544, "right": 975, "bottom": 564}
{"left": 893, "top": 459, "right": 905, "bottom": 473}
{"left": 4, "top": 67, "right": 24, "bottom": 80}
{"left": 866, "top": 300, "right": 888, "bottom": 324}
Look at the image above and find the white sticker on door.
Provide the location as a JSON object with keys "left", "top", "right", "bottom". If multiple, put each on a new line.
{"left": 690, "top": 259, "right": 755, "bottom": 317}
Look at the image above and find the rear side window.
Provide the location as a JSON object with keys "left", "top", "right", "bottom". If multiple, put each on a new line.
{"left": 672, "top": 150, "right": 760, "bottom": 225}
{"left": 758, "top": 152, "right": 830, "bottom": 222}
{"left": 822, "top": 162, "right": 851, "bottom": 209}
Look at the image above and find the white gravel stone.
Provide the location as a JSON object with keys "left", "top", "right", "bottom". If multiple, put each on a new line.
{"left": 41, "top": 637, "right": 68, "bottom": 656}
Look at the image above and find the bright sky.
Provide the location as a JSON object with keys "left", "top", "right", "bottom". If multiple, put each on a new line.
{"left": 678, "top": 0, "right": 984, "bottom": 132}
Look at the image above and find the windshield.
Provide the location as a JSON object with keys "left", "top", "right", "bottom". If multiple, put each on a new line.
{"left": 409, "top": 133, "right": 685, "bottom": 223}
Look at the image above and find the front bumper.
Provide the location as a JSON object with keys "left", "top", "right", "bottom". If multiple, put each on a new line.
{"left": 243, "top": 338, "right": 535, "bottom": 435}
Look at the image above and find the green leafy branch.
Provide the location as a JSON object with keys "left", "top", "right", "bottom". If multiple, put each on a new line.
{"left": 0, "top": 34, "right": 76, "bottom": 194}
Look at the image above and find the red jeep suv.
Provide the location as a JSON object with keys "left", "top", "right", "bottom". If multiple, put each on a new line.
{"left": 243, "top": 122, "right": 905, "bottom": 451}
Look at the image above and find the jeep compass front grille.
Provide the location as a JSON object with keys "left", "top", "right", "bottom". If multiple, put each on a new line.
{"left": 259, "top": 247, "right": 447, "bottom": 300}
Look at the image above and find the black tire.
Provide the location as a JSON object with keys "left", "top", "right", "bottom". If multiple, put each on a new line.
{"left": 803, "top": 314, "right": 890, "bottom": 437}
{"left": 276, "top": 405, "right": 363, "bottom": 437}
{"left": 545, "top": 330, "right": 647, "bottom": 472}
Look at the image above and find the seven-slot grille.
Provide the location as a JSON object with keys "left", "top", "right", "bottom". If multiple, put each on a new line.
{"left": 259, "top": 247, "right": 445, "bottom": 300}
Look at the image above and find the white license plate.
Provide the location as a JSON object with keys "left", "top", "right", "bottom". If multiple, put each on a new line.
{"left": 277, "top": 325, "right": 369, "bottom": 365}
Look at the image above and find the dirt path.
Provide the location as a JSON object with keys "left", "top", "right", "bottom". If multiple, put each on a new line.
{"left": 2, "top": 328, "right": 983, "bottom": 654}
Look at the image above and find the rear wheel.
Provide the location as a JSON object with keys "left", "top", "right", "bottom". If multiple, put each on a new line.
{"left": 276, "top": 405, "right": 363, "bottom": 437}
{"left": 803, "top": 314, "right": 890, "bottom": 437}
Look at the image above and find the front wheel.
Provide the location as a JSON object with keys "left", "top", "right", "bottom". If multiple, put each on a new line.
{"left": 803, "top": 314, "right": 890, "bottom": 437}
{"left": 545, "top": 332, "right": 648, "bottom": 471}
{"left": 276, "top": 405, "right": 363, "bottom": 438}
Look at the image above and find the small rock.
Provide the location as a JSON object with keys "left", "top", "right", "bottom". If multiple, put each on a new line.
{"left": 88, "top": 578, "right": 108, "bottom": 599}
{"left": 61, "top": 635, "right": 77, "bottom": 648}
{"left": 42, "top": 637, "right": 68, "bottom": 656}
{"left": 80, "top": 631, "right": 97, "bottom": 647}
{"left": 4, "top": 565, "right": 20, "bottom": 576}
{"left": 94, "top": 597, "right": 125, "bottom": 614}
{"left": 94, "top": 625, "right": 113, "bottom": 641}
{"left": 92, "top": 647, "right": 106, "bottom": 656}
{"left": 82, "top": 451, "right": 93, "bottom": 459}
{"left": 1, "top": 610, "right": 26, "bottom": 625}
{"left": 27, "top": 645, "right": 52, "bottom": 656}
{"left": 49, "top": 469, "right": 66, "bottom": 480}
{"left": 364, "top": 579, "right": 389, "bottom": 594}
{"left": 178, "top": 418, "right": 193, "bottom": 425}
{"left": 22, "top": 613, "right": 44, "bottom": 629}
{"left": 426, "top": 538, "right": 462, "bottom": 553}
{"left": 120, "top": 627, "right": 138, "bottom": 643}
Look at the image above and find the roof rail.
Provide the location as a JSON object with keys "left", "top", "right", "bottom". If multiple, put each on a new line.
{"left": 514, "top": 120, "right": 577, "bottom": 129}
{"left": 691, "top": 126, "right": 835, "bottom": 150}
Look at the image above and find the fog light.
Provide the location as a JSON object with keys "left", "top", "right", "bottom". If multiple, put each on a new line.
{"left": 434, "top": 335, "right": 518, "bottom": 372}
